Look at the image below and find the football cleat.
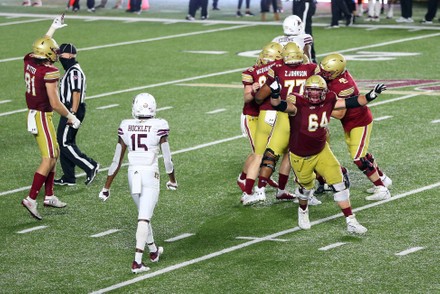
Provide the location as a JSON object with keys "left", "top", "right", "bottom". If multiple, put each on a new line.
{"left": 254, "top": 186, "right": 266, "bottom": 202}
{"left": 85, "top": 163, "right": 100, "bottom": 186}
{"left": 308, "top": 195, "right": 322, "bottom": 206}
{"left": 241, "top": 192, "right": 258, "bottom": 205}
{"left": 365, "top": 186, "right": 391, "bottom": 201}
{"left": 43, "top": 196, "right": 67, "bottom": 208}
{"left": 314, "top": 184, "right": 325, "bottom": 195}
{"left": 366, "top": 174, "right": 392, "bottom": 193}
{"left": 54, "top": 178, "right": 76, "bottom": 186}
{"left": 298, "top": 207, "right": 311, "bottom": 230}
{"left": 22, "top": 198, "right": 42, "bottom": 220}
{"left": 131, "top": 261, "right": 150, "bottom": 274}
{"left": 276, "top": 189, "right": 296, "bottom": 201}
{"left": 346, "top": 215, "right": 367, "bottom": 234}
{"left": 236, "top": 175, "right": 246, "bottom": 192}
{"left": 150, "top": 246, "right": 164, "bottom": 263}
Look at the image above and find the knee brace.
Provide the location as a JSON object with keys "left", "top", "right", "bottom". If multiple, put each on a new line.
{"left": 354, "top": 157, "right": 376, "bottom": 177}
{"left": 297, "top": 187, "right": 312, "bottom": 200}
{"left": 331, "top": 182, "right": 350, "bottom": 202}
{"left": 260, "top": 148, "right": 279, "bottom": 172}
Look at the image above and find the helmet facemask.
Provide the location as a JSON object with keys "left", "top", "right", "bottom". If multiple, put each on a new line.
{"left": 304, "top": 75, "right": 328, "bottom": 105}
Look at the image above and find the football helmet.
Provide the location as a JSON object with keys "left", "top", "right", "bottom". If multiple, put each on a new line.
{"left": 304, "top": 75, "right": 328, "bottom": 105}
{"left": 319, "top": 53, "right": 346, "bottom": 80}
{"left": 32, "top": 37, "right": 59, "bottom": 62}
{"left": 260, "top": 42, "right": 283, "bottom": 64}
{"left": 132, "top": 93, "right": 157, "bottom": 119}
{"left": 283, "top": 15, "right": 304, "bottom": 35}
{"left": 282, "top": 42, "right": 304, "bottom": 65}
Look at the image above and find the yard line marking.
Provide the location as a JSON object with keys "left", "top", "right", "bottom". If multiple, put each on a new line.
{"left": 207, "top": 108, "right": 226, "bottom": 114}
{"left": 164, "top": 233, "right": 195, "bottom": 242}
{"left": 17, "top": 226, "right": 48, "bottom": 234}
{"left": 0, "top": 100, "right": 11, "bottom": 104}
{"left": 395, "top": 247, "right": 425, "bottom": 256}
{"left": 368, "top": 94, "right": 419, "bottom": 107}
{"left": 0, "top": 18, "right": 47, "bottom": 26}
{"left": 432, "top": 119, "right": 440, "bottom": 123}
{"left": 157, "top": 106, "right": 173, "bottom": 111}
{"left": 374, "top": 115, "right": 393, "bottom": 121}
{"left": 182, "top": 50, "right": 227, "bottom": 55}
{"left": 90, "top": 181, "right": 440, "bottom": 294}
{"left": 90, "top": 229, "right": 121, "bottom": 238}
{"left": 0, "top": 109, "right": 27, "bottom": 117}
{"left": 318, "top": 242, "right": 347, "bottom": 251}
{"left": 96, "top": 104, "right": 119, "bottom": 110}
{"left": 0, "top": 135, "right": 244, "bottom": 197}
{"left": 236, "top": 236, "right": 290, "bottom": 242}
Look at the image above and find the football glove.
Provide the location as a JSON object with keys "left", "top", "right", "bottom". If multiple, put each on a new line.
{"left": 366, "top": 83, "right": 387, "bottom": 101}
{"left": 269, "top": 77, "right": 281, "bottom": 99}
{"left": 166, "top": 181, "right": 178, "bottom": 190}
{"left": 99, "top": 188, "right": 110, "bottom": 201}
{"left": 51, "top": 14, "right": 67, "bottom": 30}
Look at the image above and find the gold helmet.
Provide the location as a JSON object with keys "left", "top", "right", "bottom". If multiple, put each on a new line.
{"left": 319, "top": 53, "right": 346, "bottom": 80}
{"left": 282, "top": 42, "right": 304, "bottom": 65}
{"left": 32, "top": 37, "right": 59, "bottom": 62}
{"left": 260, "top": 42, "right": 283, "bottom": 64}
{"left": 304, "top": 75, "right": 328, "bottom": 104}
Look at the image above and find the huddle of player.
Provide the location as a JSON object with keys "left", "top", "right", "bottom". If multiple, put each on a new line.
{"left": 237, "top": 15, "right": 392, "bottom": 234}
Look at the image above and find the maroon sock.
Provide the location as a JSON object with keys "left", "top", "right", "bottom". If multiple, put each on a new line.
{"left": 45, "top": 171, "right": 55, "bottom": 196}
{"left": 342, "top": 207, "right": 353, "bottom": 217}
{"left": 240, "top": 172, "right": 246, "bottom": 180}
{"left": 376, "top": 167, "right": 384, "bottom": 177}
{"left": 28, "top": 172, "right": 47, "bottom": 200}
{"left": 373, "top": 178, "right": 384, "bottom": 187}
{"left": 278, "top": 174, "right": 288, "bottom": 190}
{"left": 245, "top": 178, "right": 255, "bottom": 195}
{"left": 258, "top": 177, "right": 268, "bottom": 189}
{"left": 299, "top": 204, "right": 308, "bottom": 211}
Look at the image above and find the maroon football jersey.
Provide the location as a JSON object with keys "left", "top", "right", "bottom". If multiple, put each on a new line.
{"left": 289, "top": 92, "right": 337, "bottom": 157}
{"left": 266, "top": 62, "right": 318, "bottom": 100}
{"left": 242, "top": 60, "right": 280, "bottom": 114}
{"left": 24, "top": 53, "right": 60, "bottom": 112}
{"left": 327, "top": 70, "right": 373, "bottom": 132}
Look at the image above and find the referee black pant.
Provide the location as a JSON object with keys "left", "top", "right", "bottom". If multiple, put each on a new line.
{"left": 56, "top": 104, "right": 97, "bottom": 183}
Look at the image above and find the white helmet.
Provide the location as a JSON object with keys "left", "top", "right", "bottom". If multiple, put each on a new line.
{"left": 283, "top": 15, "right": 304, "bottom": 36}
{"left": 132, "top": 93, "right": 157, "bottom": 119}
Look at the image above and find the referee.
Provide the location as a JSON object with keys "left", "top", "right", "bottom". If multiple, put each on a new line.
{"left": 55, "top": 43, "right": 99, "bottom": 186}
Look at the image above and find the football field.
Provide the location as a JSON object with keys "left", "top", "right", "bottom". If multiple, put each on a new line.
{"left": 1, "top": 2, "right": 440, "bottom": 293}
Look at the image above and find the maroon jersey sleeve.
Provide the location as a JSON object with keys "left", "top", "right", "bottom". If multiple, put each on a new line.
{"left": 289, "top": 92, "right": 336, "bottom": 157}
{"left": 328, "top": 71, "right": 373, "bottom": 132}
{"left": 24, "top": 53, "right": 60, "bottom": 112}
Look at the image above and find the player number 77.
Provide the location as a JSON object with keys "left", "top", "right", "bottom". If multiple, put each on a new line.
{"left": 284, "top": 79, "right": 306, "bottom": 95}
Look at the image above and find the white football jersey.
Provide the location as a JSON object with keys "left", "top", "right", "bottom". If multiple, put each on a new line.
{"left": 118, "top": 118, "right": 170, "bottom": 169}
{"left": 272, "top": 33, "right": 313, "bottom": 48}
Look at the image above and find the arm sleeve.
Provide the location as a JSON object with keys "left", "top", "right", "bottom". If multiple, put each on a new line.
{"left": 161, "top": 141, "right": 174, "bottom": 174}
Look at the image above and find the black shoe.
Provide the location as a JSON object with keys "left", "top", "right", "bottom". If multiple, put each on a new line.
{"left": 212, "top": 7, "right": 220, "bottom": 10}
{"left": 314, "top": 184, "right": 325, "bottom": 195}
{"left": 85, "top": 163, "right": 100, "bottom": 186}
{"left": 54, "top": 178, "right": 76, "bottom": 186}
{"left": 236, "top": 11, "right": 243, "bottom": 17}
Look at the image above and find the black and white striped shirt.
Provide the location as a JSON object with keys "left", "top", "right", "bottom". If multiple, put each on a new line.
{"left": 59, "top": 64, "right": 86, "bottom": 108}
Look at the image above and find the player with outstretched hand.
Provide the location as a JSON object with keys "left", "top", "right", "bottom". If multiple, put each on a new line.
{"left": 22, "top": 14, "right": 81, "bottom": 220}
{"left": 98, "top": 93, "right": 177, "bottom": 273}
{"left": 270, "top": 74, "right": 386, "bottom": 234}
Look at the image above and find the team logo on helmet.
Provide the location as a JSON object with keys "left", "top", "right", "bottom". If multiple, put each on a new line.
{"left": 283, "top": 15, "right": 304, "bottom": 36}
{"left": 32, "top": 37, "right": 59, "bottom": 62}
{"left": 260, "top": 42, "right": 283, "bottom": 65}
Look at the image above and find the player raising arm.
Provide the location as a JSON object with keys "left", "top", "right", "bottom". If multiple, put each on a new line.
{"left": 98, "top": 93, "right": 177, "bottom": 273}
{"left": 270, "top": 75, "right": 386, "bottom": 233}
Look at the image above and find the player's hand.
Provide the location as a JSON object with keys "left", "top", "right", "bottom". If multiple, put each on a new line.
{"left": 51, "top": 14, "right": 67, "bottom": 30}
{"left": 166, "top": 181, "right": 178, "bottom": 190}
{"left": 366, "top": 83, "right": 386, "bottom": 101}
{"left": 70, "top": 116, "right": 81, "bottom": 129}
{"left": 99, "top": 188, "right": 110, "bottom": 201}
{"left": 269, "top": 77, "right": 281, "bottom": 98}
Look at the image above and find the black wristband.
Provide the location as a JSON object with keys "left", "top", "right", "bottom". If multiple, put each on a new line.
{"left": 345, "top": 96, "right": 362, "bottom": 108}
{"left": 273, "top": 100, "right": 287, "bottom": 111}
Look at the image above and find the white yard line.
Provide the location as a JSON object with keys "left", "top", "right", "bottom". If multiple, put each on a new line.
{"left": 90, "top": 229, "right": 121, "bottom": 238}
{"left": 96, "top": 104, "right": 119, "bottom": 110}
{"left": 236, "top": 236, "right": 290, "bottom": 242}
{"left": 90, "top": 182, "right": 440, "bottom": 294}
{"left": 164, "top": 233, "right": 195, "bottom": 242}
{"left": 374, "top": 115, "right": 393, "bottom": 121}
{"left": 17, "top": 225, "right": 48, "bottom": 234}
{"left": 318, "top": 242, "right": 347, "bottom": 251}
{"left": 395, "top": 247, "right": 425, "bottom": 256}
{"left": 207, "top": 108, "right": 226, "bottom": 114}
{"left": 431, "top": 119, "right": 440, "bottom": 124}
